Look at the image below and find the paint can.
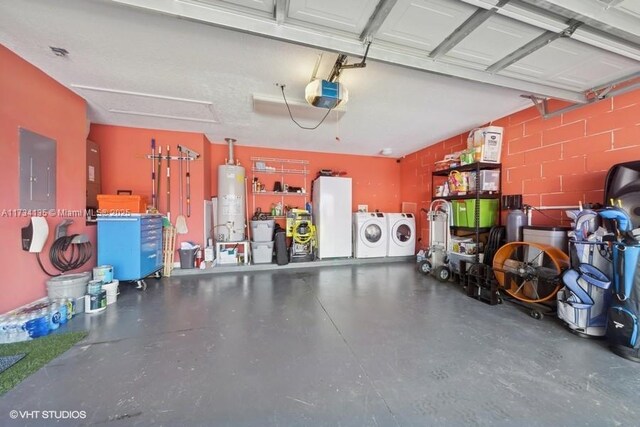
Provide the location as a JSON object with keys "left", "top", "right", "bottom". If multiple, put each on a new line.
{"left": 87, "top": 279, "right": 103, "bottom": 295}
{"left": 85, "top": 291, "right": 107, "bottom": 314}
{"left": 93, "top": 265, "right": 114, "bottom": 284}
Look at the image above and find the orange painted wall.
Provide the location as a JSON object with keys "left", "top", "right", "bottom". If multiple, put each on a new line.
{"left": 0, "top": 45, "right": 93, "bottom": 313}
{"left": 88, "top": 125, "right": 211, "bottom": 248}
{"left": 400, "top": 88, "right": 640, "bottom": 248}
{"left": 89, "top": 125, "right": 401, "bottom": 248}
{"left": 209, "top": 143, "right": 402, "bottom": 223}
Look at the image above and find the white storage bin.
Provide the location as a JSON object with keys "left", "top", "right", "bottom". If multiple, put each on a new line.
{"left": 251, "top": 220, "right": 275, "bottom": 242}
{"left": 251, "top": 241, "right": 274, "bottom": 264}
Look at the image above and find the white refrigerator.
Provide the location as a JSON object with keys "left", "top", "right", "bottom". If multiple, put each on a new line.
{"left": 312, "top": 176, "right": 352, "bottom": 259}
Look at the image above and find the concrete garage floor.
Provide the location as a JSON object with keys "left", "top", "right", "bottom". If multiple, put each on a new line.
{"left": 3, "top": 262, "right": 640, "bottom": 426}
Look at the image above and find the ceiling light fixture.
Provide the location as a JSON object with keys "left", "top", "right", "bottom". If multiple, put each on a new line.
{"left": 49, "top": 46, "right": 69, "bottom": 57}
{"left": 380, "top": 148, "right": 393, "bottom": 156}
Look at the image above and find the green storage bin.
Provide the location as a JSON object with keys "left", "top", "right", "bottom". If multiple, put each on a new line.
{"left": 452, "top": 200, "right": 468, "bottom": 227}
{"left": 465, "top": 199, "right": 499, "bottom": 227}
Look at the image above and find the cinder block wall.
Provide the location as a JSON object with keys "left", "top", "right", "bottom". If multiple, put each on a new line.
{"left": 400, "top": 89, "right": 640, "bottom": 249}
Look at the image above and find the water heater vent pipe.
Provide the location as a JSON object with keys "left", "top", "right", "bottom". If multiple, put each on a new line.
{"left": 225, "top": 138, "right": 237, "bottom": 165}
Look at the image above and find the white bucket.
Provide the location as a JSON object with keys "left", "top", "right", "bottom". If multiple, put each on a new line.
{"left": 101, "top": 279, "right": 119, "bottom": 305}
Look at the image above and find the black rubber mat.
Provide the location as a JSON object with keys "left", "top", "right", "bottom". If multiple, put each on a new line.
{"left": 0, "top": 354, "right": 26, "bottom": 374}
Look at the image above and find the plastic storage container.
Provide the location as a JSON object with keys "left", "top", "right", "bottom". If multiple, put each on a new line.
{"left": 251, "top": 241, "right": 274, "bottom": 264}
{"left": 523, "top": 226, "right": 571, "bottom": 254}
{"left": 250, "top": 220, "right": 275, "bottom": 242}
{"left": 478, "top": 170, "right": 500, "bottom": 192}
{"left": 97, "top": 194, "right": 147, "bottom": 213}
{"left": 452, "top": 201, "right": 468, "bottom": 227}
{"left": 46, "top": 273, "right": 90, "bottom": 313}
{"left": 465, "top": 199, "right": 499, "bottom": 227}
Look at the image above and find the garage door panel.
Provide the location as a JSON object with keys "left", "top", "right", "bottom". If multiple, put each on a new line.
{"left": 287, "top": 0, "right": 379, "bottom": 34}
{"left": 376, "top": 0, "right": 476, "bottom": 51}
{"left": 194, "top": 0, "right": 275, "bottom": 14}
{"left": 501, "top": 38, "right": 640, "bottom": 91}
{"left": 615, "top": 0, "right": 640, "bottom": 18}
{"left": 448, "top": 14, "right": 545, "bottom": 67}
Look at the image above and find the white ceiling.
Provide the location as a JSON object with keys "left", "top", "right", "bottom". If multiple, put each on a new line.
{"left": 1, "top": 0, "right": 639, "bottom": 157}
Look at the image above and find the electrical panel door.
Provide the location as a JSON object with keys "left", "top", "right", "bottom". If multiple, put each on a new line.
{"left": 19, "top": 128, "right": 56, "bottom": 210}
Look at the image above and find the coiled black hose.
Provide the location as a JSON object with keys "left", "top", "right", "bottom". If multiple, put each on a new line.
{"left": 483, "top": 226, "right": 505, "bottom": 266}
{"left": 37, "top": 235, "right": 92, "bottom": 276}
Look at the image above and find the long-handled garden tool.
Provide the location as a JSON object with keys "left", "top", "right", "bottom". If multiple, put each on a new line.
{"left": 186, "top": 149, "right": 192, "bottom": 218}
{"left": 175, "top": 146, "right": 188, "bottom": 234}
{"left": 157, "top": 145, "right": 162, "bottom": 211}
{"left": 151, "top": 138, "right": 157, "bottom": 209}
{"left": 166, "top": 145, "right": 171, "bottom": 221}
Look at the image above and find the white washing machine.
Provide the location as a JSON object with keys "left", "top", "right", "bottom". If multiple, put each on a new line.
{"left": 386, "top": 213, "right": 416, "bottom": 257}
{"left": 353, "top": 212, "right": 387, "bottom": 258}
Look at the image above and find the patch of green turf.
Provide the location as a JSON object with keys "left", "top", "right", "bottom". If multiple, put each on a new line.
{"left": 0, "top": 331, "right": 88, "bottom": 396}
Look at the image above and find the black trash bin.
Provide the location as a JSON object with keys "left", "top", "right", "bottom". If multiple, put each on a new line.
{"left": 179, "top": 248, "right": 198, "bottom": 269}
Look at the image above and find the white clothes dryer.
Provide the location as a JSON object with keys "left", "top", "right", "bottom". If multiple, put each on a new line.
{"left": 386, "top": 213, "right": 416, "bottom": 257}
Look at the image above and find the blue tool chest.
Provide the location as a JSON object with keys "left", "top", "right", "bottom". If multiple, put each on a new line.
{"left": 97, "top": 214, "right": 163, "bottom": 281}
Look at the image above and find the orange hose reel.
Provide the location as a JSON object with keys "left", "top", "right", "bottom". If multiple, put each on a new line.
{"left": 492, "top": 242, "right": 569, "bottom": 303}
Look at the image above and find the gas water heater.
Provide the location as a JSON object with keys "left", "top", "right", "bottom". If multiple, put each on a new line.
{"left": 217, "top": 138, "right": 246, "bottom": 242}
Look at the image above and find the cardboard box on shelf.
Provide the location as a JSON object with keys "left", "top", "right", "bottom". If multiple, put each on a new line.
{"left": 469, "top": 126, "right": 503, "bottom": 163}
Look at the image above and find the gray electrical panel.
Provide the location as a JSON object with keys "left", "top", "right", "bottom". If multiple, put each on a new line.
{"left": 19, "top": 128, "right": 56, "bottom": 210}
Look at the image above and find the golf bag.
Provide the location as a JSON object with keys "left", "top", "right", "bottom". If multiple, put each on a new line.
{"left": 607, "top": 244, "right": 640, "bottom": 362}
{"left": 604, "top": 161, "right": 640, "bottom": 229}
{"left": 558, "top": 263, "right": 611, "bottom": 337}
{"left": 567, "top": 209, "right": 611, "bottom": 277}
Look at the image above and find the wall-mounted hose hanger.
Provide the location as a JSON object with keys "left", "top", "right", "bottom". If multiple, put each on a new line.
{"left": 22, "top": 218, "right": 92, "bottom": 277}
